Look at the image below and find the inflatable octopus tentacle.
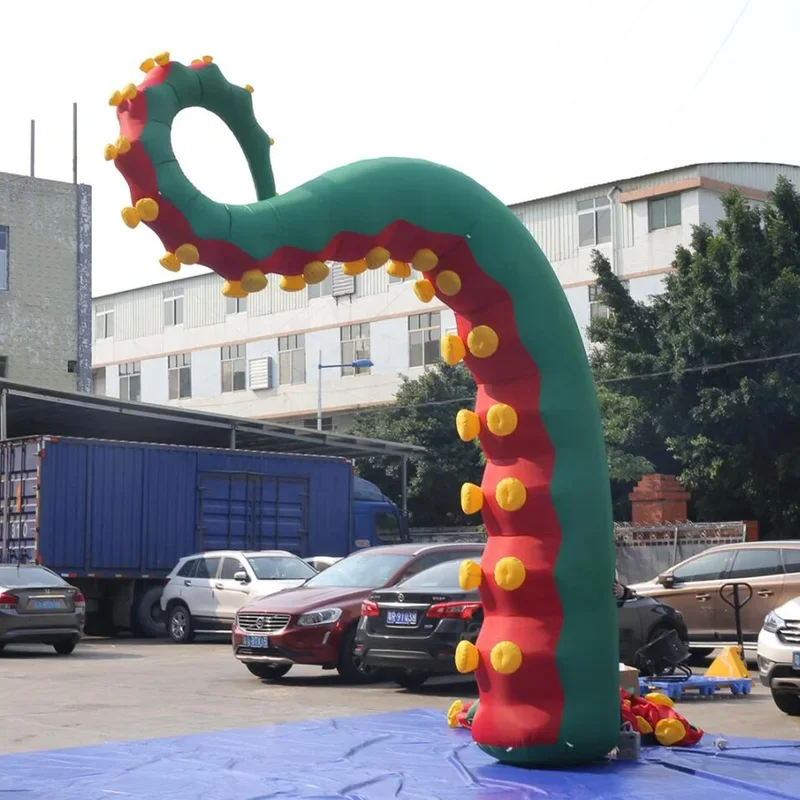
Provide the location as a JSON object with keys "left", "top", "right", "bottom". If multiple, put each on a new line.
{"left": 108, "top": 54, "right": 619, "bottom": 767}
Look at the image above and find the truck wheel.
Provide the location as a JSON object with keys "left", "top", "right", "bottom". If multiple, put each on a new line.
{"left": 131, "top": 586, "right": 166, "bottom": 638}
{"left": 246, "top": 663, "right": 292, "bottom": 680}
{"left": 336, "top": 626, "right": 380, "bottom": 684}
{"left": 772, "top": 689, "right": 800, "bottom": 716}
{"left": 168, "top": 604, "right": 195, "bottom": 644}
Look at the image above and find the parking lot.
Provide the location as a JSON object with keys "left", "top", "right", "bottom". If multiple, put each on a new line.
{"left": 1, "top": 637, "right": 798, "bottom": 755}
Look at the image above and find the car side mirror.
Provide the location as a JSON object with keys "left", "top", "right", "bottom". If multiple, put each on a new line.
{"left": 658, "top": 574, "right": 675, "bottom": 588}
{"left": 234, "top": 571, "right": 250, "bottom": 583}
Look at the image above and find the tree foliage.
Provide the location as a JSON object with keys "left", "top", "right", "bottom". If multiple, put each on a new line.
{"left": 589, "top": 176, "right": 800, "bottom": 536}
{"left": 349, "top": 363, "right": 483, "bottom": 527}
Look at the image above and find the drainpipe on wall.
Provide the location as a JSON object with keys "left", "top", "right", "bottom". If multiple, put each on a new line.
{"left": 606, "top": 185, "right": 621, "bottom": 276}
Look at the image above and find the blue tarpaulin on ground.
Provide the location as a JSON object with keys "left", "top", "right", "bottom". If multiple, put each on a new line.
{"left": 1, "top": 709, "right": 799, "bottom": 799}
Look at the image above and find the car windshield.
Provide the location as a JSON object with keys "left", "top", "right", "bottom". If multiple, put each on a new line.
{"left": 0, "top": 565, "right": 67, "bottom": 589}
{"left": 304, "top": 552, "right": 410, "bottom": 589}
{"left": 397, "top": 559, "right": 465, "bottom": 589}
{"left": 247, "top": 556, "right": 316, "bottom": 581}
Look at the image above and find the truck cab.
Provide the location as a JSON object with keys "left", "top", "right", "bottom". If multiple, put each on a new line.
{"left": 352, "top": 501, "right": 407, "bottom": 549}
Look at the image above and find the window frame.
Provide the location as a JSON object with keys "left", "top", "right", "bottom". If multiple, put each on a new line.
{"left": 727, "top": 548, "right": 783, "bottom": 580}
{"left": 408, "top": 311, "right": 441, "bottom": 369}
{"left": 577, "top": 196, "right": 611, "bottom": 248}
{"left": 278, "top": 334, "right": 306, "bottom": 385}
{"left": 163, "top": 287, "right": 185, "bottom": 327}
{"left": 340, "top": 323, "right": 371, "bottom": 376}
{"left": 221, "top": 344, "right": 247, "bottom": 393}
{"left": 588, "top": 280, "right": 629, "bottom": 322}
{"left": 308, "top": 269, "right": 334, "bottom": 299}
{"left": 168, "top": 353, "right": 192, "bottom": 399}
{"left": 225, "top": 295, "right": 247, "bottom": 315}
{"left": 671, "top": 550, "right": 736, "bottom": 583}
{"left": 95, "top": 304, "right": 115, "bottom": 340}
{"left": 648, "top": 194, "right": 682, "bottom": 231}
{"left": 118, "top": 361, "right": 142, "bottom": 402}
{"left": 781, "top": 549, "right": 800, "bottom": 574}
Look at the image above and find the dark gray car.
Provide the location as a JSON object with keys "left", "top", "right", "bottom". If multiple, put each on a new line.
{"left": 0, "top": 565, "right": 85, "bottom": 654}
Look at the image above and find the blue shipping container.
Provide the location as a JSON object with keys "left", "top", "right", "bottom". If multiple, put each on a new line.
{"left": 0, "top": 436, "right": 357, "bottom": 575}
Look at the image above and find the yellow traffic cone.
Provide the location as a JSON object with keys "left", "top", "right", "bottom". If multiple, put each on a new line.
{"left": 704, "top": 646, "right": 750, "bottom": 679}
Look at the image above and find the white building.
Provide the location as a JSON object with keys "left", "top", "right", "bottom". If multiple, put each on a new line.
{"left": 0, "top": 172, "right": 93, "bottom": 393}
{"left": 91, "top": 162, "right": 800, "bottom": 431}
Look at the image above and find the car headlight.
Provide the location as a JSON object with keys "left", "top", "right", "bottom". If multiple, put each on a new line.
{"left": 296, "top": 607, "right": 342, "bottom": 627}
{"left": 763, "top": 610, "right": 784, "bottom": 634}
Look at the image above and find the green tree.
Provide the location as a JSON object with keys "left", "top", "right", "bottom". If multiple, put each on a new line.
{"left": 349, "top": 363, "right": 483, "bottom": 527}
{"left": 589, "top": 176, "right": 800, "bottom": 536}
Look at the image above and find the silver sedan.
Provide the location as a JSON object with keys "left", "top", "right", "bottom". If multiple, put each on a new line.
{"left": 0, "top": 565, "right": 85, "bottom": 654}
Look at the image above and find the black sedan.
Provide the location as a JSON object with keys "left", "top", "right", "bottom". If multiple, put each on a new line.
{"left": 355, "top": 558, "right": 689, "bottom": 689}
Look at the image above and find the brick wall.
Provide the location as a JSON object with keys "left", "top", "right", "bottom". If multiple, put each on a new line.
{"left": 0, "top": 172, "right": 88, "bottom": 391}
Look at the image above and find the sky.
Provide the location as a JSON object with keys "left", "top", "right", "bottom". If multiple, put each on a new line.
{"left": 0, "top": 0, "right": 794, "bottom": 297}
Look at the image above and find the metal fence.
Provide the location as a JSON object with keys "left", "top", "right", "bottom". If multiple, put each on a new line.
{"left": 409, "top": 521, "right": 749, "bottom": 585}
{"left": 614, "top": 521, "right": 748, "bottom": 584}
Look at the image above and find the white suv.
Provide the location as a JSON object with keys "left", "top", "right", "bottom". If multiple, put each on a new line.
{"left": 757, "top": 596, "right": 800, "bottom": 716}
{"left": 161, "top": 550, "right": 315, "bottom": 643}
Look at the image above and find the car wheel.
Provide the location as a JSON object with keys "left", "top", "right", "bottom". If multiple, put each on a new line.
{"left": 0, "top": 643, "right": 6, "bottom": 652}
{"left": 53, "top": 641, "right": 76, "bottom": 655}
{"left": 392, "top": 671, "right": 430, "bottom": 690}
{"left": 168, "top": 604, "right": 195, "bottom": 644}
{"left": 772, "top": 689, "right": 800, "bottom": 716}
{"left": 246, "top": 663, "right": 292, "bottom": 680}
{"left": 131, "top": 586, "right": 166, "bottom": 638}
{"left": 336, "top": 626, "right": 381, "bottom": 684}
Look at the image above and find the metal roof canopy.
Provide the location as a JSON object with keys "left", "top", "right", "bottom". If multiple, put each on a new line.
{"left": 0, "top": 380, "right": 424, "bottom": 461}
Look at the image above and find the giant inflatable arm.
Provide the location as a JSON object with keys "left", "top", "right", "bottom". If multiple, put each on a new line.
{"left": 106, "top": 53, "right": 619, "bottom": 767}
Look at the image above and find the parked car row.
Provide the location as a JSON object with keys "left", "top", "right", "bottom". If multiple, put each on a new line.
{"left": 5, "top": 537, "right": 798, "bottom": 719}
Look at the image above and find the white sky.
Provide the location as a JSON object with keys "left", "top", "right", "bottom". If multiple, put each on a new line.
{"left": 0, "top": 0, "right": 794, "bottom": 296}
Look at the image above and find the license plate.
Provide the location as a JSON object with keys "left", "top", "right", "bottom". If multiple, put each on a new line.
{"left": 243, "top": 635, "right": 268, "bottom": 649}
{"left": 32, "top": 598, "right": 63, "bottom": 610}
{"left": 793, "top": 652, "right": 800, "bottom": 671}
{"left": 386, "top": 610, "right": 417, "bottom": 626}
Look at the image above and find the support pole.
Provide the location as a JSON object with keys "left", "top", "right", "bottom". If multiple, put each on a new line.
{"left": 72, "top": 102, "right": 78, "bottom": 184}
{"left": 401, "top": 456, "right": 408, "bottom": 518}
{"left": 30, "top": 120, "right": 35, "bottom": 177}
{"left": 0, "top": 389, "right": 6, "bottom": 440}
{"left": 229, "top": 425, "right": 237, "bottom": 450}
{"left": 316, "top": 350, "right": 323, "bottom": 431}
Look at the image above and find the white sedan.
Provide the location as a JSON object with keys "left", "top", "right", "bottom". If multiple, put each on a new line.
{"left": 757, "top": 596, "right": 800, "bottom": 716}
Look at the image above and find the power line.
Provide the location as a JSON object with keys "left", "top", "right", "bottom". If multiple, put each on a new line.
{"left": 349, "top": 348, "right": 800, "bottom": 419}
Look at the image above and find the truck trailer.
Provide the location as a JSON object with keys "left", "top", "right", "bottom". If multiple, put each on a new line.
{"left": 0, "top": 436, "right": 406, "bottom": 636}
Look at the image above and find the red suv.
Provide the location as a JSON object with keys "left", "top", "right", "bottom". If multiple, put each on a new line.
{"left": 231, "top": 543, "right": 485, "bottom": 682}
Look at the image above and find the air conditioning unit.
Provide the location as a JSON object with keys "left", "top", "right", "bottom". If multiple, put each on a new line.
{"left": 248, "top": 356, "right": 274, "bottom": 390}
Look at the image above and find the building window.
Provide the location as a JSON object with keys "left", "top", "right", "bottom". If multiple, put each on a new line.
{"left": 308, "top": 270, "right": 333, "bottom": 299}
{"left": 95, "top": 304, "right": 114, "bottom": 340}
{"left": 409, "top": 311, "right": 441, "bottom": 368}
{"left": 164, "top": 287, "right": 184, "bottom": 327}
{"left": 577, "top": 197, "right": 611, "bottom": 247}
{"left": 0, "top": 226, "right": 8, "bottom": 291}
{"left": 0, "top": 356, "right": 6, "bottom": 378}
{"left": 119, "top": 361, "right": 141, "bottom": 401}
{"left": 390, "top": 266, "right": 419, "bottom": 285}
{"left": 226, "top": 296, "right": 247, "bottom": 314}
{"left": 303, "top": 417, "right": 333, "bottom": 432}
{"left": 168, "top": 353, "right": 192, "bottom": 399}
{"left": 649, "top": 195, "right": 681, "bottom": 231}
{"left": 278, "top": 334, "right": 305, "bottom": 385}
{"left": 221, "top": 344, "right": 247, "bottom": 393}
{"left": 340, "top": 323, "right": 371, "bottom": 376}
{"left": 92, "top": 367, "right": 106, "bottom": 396}
{"left": 589, "top": 280, "right": 630, "bottom": 321}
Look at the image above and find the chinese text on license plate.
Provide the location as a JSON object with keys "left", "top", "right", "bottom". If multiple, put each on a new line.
{"left": 33, "top": 599, "right": 62, "bottom": 610}
{"left": 386, "top": 610, "right": 417, "bottom": 625}
{"left": 243, "top": 635, "right": 268, "bottom": 649}
{"left": 793, "top": 652, "right": 800, "bottom": 671}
